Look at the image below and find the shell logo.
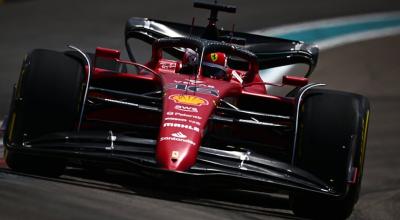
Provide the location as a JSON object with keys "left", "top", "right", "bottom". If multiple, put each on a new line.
{"left": 169, "top": 94, "right": 209, "bottom": 106}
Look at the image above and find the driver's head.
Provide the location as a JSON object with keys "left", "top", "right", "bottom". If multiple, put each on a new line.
{"left": 181, "top": 48, "right": 199, "bottom": 73}
{"left": 202, "top": 52, "right": 229, "bottom": 80}
{"left": 204, "top": 52, "right": 227, "bottom": 67}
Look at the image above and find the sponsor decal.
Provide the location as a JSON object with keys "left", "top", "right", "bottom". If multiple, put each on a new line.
{"left": 169, "top": 84, "right": 219, "bottom": 97}
{"left": 188, "top": 120, "right": 201, "bottom": 126}
{"left": 186, "top": 79, "right": 204, "bottom": 84}
{"left": 169, "top": 94, "right": 208, "bottom": 106}
{"left": 160, "top": 137, "right": 195, "bottom": 145}
{"left": 165, "top": 117, "right": 187, "bottom": 122}
{"left": 163, "top": 123, "right": 200, "bottom": 132}
{"left": 173, "top": 80, "right": 213, "bottom": 88}
{"left": 171, "top": 132, "right": 187, "bottom": 138}
{"left": 174, "top": 105, "right": 198, "bottom": 113}
{"left": 159, "top": 61, "right": 177, "bottom": 70}
{"left": 171, "top": 151, "right": 180, "bottom": 160}
{"left": 210, "top": 53, "right": 218, "bottom": 62}
{"left": 165, "top": 112, "right": 202, "bottom": 120}
{"left": 160, "top": 131, "right": 196, "bottom": 145}
{"left": 175, "top": 112, "right": 202, "bottom": 120}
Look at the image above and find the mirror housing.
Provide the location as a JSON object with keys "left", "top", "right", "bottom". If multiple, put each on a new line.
{"left": 95, "top": 47, "right": 121, "bottom": 60}
{"left": 282, "top": 75, "right": 309, "bottom": 87}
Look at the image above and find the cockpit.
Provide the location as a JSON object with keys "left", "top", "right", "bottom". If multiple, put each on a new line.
{"left": 179, "top": 49, "right": 230, "bottom": 81}
{"left": 149, "top": 37, "right": 258, "bottom": 84}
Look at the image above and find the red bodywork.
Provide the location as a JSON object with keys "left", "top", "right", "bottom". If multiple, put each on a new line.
{"left": 85, "top": 46, "right": 302, "bottom": 172}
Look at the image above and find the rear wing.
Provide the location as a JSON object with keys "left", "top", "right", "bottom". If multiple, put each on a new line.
{"left": 124, "top": 17, "right": 319, "bottom": 76}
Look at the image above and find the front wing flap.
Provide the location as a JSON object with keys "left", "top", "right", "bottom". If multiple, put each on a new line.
{"left": 5, "top": 131, "right": 338, "bottom": 197}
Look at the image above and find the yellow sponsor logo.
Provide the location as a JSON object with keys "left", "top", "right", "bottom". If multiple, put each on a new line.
{"left": 359, "top": 110, "right": 370, "bottom": 175}
{"left": 169, "top": 94, "right": 208, "bottom": 106}
{"left": 210, "top": 53, "right": 218, "bottom": 62}
{"left": 8, "top": 112, "right": 16, "bottom": 143}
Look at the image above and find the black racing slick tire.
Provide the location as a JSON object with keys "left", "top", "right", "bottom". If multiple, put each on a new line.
{"left": 290, "top": 89, "right": 370, "bottom": 220}
{"left": 4, "top": 49, "right": 85, "bottom": 177}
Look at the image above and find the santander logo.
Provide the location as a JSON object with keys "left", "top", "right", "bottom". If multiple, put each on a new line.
{"left": 159, "top": 131, "right": 195, "bottom": 145}
{"left": 171, "top": 132, "right": 187, "bottom": 139}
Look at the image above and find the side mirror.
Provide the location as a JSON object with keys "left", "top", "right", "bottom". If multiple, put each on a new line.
{"left": 282, "top": 75, "right": 309, "bottom": 87}
{"left": 95, "top": 47, "right": 121, "bottom": 60}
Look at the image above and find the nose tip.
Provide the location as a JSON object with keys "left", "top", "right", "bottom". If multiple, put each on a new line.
{"left": 162, "top": 155, "right": 182, "bottom": 171}
{"left": 171, "top": 150, "right": 180, "bottom": 162}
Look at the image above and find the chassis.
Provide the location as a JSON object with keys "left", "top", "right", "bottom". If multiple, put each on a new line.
{"left": 2, "top": 1, "right": 370, "bottom": 219}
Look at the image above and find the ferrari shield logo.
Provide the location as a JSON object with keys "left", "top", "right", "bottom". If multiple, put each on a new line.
{"left": 171, "top": 151, "right": 180, "bottom": 160}
{"left": 210, "top": 53, "right": 218, "bottom": 62}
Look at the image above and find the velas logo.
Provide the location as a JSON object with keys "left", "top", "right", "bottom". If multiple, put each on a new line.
{"left": 169, "top": 94, "right": 209, "bottom": 106}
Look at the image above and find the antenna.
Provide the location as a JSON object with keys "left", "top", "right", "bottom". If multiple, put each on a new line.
{"left": 187, "top": 16, "right": 196, "bottom": 92}
{"left": 193, "top": 0, "right": 236, "bottom": 40}
{"left": 193, "top": 0, "right": 236, "bottom": 24}
{"left": 194, "top": 48, "right": 205, "bottom": 96}
{"left": 229, "top": 23, "right": 235, "bottom": 44}
{"left": 189, "top": 17, "right": 195, "bottom": 37}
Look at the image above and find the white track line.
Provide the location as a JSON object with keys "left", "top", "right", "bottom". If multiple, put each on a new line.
{"left": 253, "top": 11, "right": 400, "bottom": 51}
{"left": 316, "top": 26, "right": 400, "bottom": 50}
{"left": 252, "top": 11, "right": 400, "bottom": 36}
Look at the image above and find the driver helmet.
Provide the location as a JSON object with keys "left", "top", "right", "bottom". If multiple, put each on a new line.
{"left": 205, "top": 52, "right": 227, "bottom": 66}
{"left": 202, "top": 52, "right": 229, "bottom": 80}
{"left": 180, "top": 48, "right": 199, "bottom": 74}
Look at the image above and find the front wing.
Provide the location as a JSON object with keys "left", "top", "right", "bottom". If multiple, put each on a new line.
{"left": 4, "top": 131, "right": 339, "bottom": 197}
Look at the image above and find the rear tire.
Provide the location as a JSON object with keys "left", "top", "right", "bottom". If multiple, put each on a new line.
{"left": 4, "top": 49, "right": 85, "bottom": 177}
{"left": 290, "top": 89, "right": 370, "bottom": 219}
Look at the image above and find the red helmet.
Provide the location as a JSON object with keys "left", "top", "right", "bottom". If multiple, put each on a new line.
{"left": 204, "top": 52, "right": 227, "bottom": 66}
{"left": 202, "top": 52, "right": 230, "bottom": 80}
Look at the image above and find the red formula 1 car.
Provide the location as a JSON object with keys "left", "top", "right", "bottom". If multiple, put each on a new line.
{"left": 2, "top": 1, "right": 370, "bottom": 219}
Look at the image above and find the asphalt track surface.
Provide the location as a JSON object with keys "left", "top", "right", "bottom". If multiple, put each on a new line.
{"left": 1, "top": 0, "right": 400, "bottom": 219}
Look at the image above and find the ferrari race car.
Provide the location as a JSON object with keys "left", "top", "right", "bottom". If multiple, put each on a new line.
{"left": 2, "top": 1, "right": 370, "bottom": 219}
